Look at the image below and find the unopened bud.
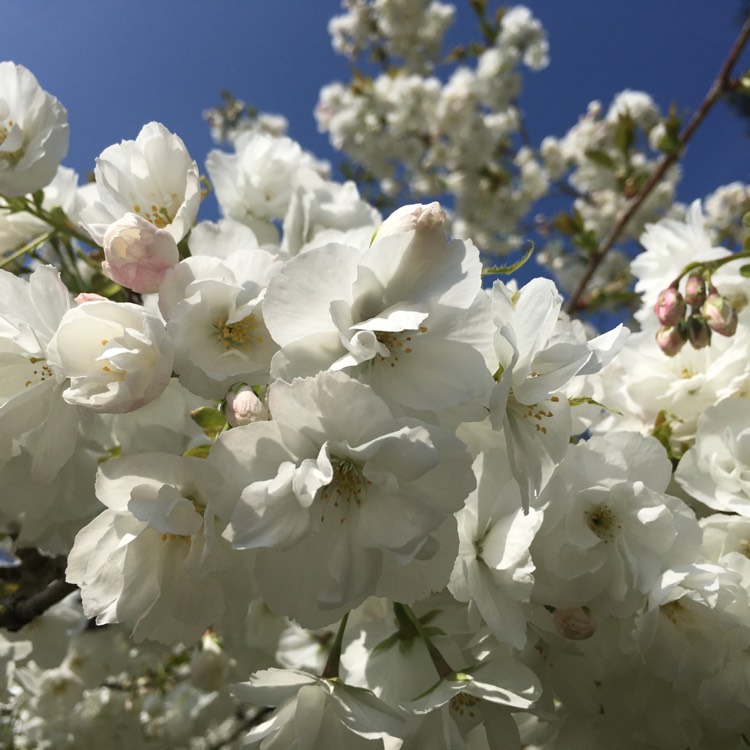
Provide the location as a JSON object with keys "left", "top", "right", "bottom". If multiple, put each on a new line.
{"left": 190, "top": 634, "right": 230, "bottom": 692}
{"left": 684, "top": 274, "right": 707, "bottom": 307}
{"left": 656, "top": 325, "right": 686, "bottom": 357}
{"left": 687, "top": 314, "right": 711, "bottom": 349}
{"left": 552, "top": 607, "right": 596, "bottom": 640}
{"left": 372, "top": 202, "right": 446, "bottom": 244}
{"left": 702, "top": 294, "right": 738, "bottom": 337}
{"left": 102, "top": 213, "right": 180, "bottom": 294}
{"left": 654, "top": 286, "right": 685, "bottom": 326}
{"left": 225, "top": 384, "right": 268, "bottom": 427}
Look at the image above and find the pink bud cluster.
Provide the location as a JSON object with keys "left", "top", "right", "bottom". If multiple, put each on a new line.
{"left": 654, "top": 275, "right": 738, "bottom": 357}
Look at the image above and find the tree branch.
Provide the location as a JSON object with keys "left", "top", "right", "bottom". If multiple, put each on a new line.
{"left": 0, "top": 579, "right": 78, "bottom": 632}
{"left": 564, "top": 13, "right": 750, "bottom": 315}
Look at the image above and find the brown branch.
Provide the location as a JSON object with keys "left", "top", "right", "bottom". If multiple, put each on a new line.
{"left": 0, "top": 579, "right": 78, "bottom": 632}
{"left": 564, "top": 13, "right": 750, "bottom": 315}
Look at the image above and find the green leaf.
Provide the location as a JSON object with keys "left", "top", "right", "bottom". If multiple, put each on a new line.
{"left": 739, "top": 264, "right": 750, "bottom": 278}
{"left": 552, "top": 211, "right": 583, "bottom": 236}
{"left": 183, "top": 444, "right": 212, "bottom": 459}
{"left": 190, "top": 407, "right": 227, "bottom": 440}
{"left": 584, "top": 149, "right": 616, "bottom": 170}
{"left": 568, "top": 396, "right": 622, "bottom": 416}
{"left": 614, "top": 113, "right": 635, "bottom": 154}
{"left": 482, "top": 242, "right": 534, "bottom": 276}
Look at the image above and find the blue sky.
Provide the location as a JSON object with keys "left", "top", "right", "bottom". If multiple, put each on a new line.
{"left": 2, "top": 1, "right": 749, "bottom": 220}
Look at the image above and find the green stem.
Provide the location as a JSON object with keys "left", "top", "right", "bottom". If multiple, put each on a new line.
{"left": 396, "top": 603, "right": 454, "bottom": 679}
{"left": 321, "top": 612, "right": 350, "bottom": 679}
{"left": 673, "top": 249, "right": 750, "bottom": 284}
{"left": 30, "top": 205, "right": 99, "bottom": 248}
{"left": 0, "top": 232, "right": 54, "bottom": 270}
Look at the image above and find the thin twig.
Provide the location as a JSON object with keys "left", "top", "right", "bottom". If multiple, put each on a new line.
{"left": 564, "top": 13, "right": 750, "bottom": 314}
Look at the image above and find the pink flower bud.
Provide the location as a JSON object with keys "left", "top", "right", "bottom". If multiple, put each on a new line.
{"left": 654, "top": 286, "right": 685, "bottom": 326}
{"left": 225, "top": 384, "right": 268, "bottom": 427}
{"left": 684, "top": 274, "right": 707, "bottom": 307}
{"left": 552, "top": 607, "right": 596, "bottom": 640}
{"left": 655, "top": 325, "right": 686, "bottom": 357}
{"left": 102, "top": 213, "right": 180, "bottom": 294}
{"left": 702, "top": 294, "right": 738, "bottom": 337}
{"left": 687, "top": 314, "right": 711, "bottom": 349}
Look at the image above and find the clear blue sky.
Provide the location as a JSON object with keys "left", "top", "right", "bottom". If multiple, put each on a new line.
{"left": 2, "top": 1, "right": 749, "bottom": 219}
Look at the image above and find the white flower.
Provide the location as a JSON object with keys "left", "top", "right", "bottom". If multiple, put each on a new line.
{"left": 282, "top": 168, "right": 380, "bottom": 256}
{"left": 66, "top": 452, "right": 253, "bottom": 644}
{"left": 158, "top": 249, "right": 282, "bottom": 399}
{"left": 488, "top": 277, "right": 628, "bottom": 507}
{"left": 233, "top": 668, "right": 405, "bottom": 749}
{"left": 206, "top": 131, "right": 325, "bottom": 226}
{"left": 449, "top": 447, "right": 542, "bottom": 650}
{"left": 47, "top": 299, "right": 174, "bottom": 413}
{"left": 265, "top": 206, "right": 495, "bottom": 416}
{"left": 211, "top": 371, "right": 475, "bottom": 628}
{"left": 675, "top": 398, "right": 750, "bottom": 515}
{"left": 0, "top": 62, "right": 69, "bottom": 197}
{"left": 79, "top": 122, "right": 200, "bottom": 245}
{"left": 0, "top": 265, "right": 78, "bottom": 480}
{"left": 403, "top": 656, "right": 541, "bottom": 749}
{"left": 636, "top": 562, "right": 750, "bottom": 729}
{"left": 531, "top": 432, "right": 701, "bottom": 617}
{"left": 597, "top": 324, "right": 750, "bottom": 449}
{"left": 188, "top": 217, "right": 266, "bottom": 259}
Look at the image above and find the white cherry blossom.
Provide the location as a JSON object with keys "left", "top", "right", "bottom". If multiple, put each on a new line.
{"left": 211, "top": 371, "right": 475, "bottom": 627}
{"left": 0, "top": 62, "right": 69, "bottom": 197}
{"left": 47, "top": 298, "right": 174, "bottom": 413}
{"left": 79, "top": 122, "right": 200, "bottom": 245}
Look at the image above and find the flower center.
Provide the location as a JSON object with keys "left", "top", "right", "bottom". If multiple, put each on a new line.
{"left": 450, "top": 692, "right": 480, "bottom": 718}
{"left": 98, "top": 338, "right": 126, "bottom": 380}
{"left": 214, "top": 313, "right": 263, "bottom": 352}
{"left": 511, "top": 393, "right": 560, "bottom": 435}
{"left": 0, "top": 119, "right": 25, "bottom": 167}
{"left": 660, "top": 600, "right": 687, "bottom": 624}
{"left": 584, "top": 503, "right": 620, "bottom": 542}
{"left": 23, "top": 356, "right": 55, "bottom": 389}
{"left": 374, "top": 326, "right": 427, "bottom": 367}
{"left": 131, "top": 197, "right": 179, "bottom": 229}
{"left": 319, "top": 456, "right": 371, "bottom": 524}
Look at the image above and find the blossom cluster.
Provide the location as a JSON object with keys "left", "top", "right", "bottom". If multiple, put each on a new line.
{"left": 1, "top": 5, "right": 750, "bottom": 747}
{"left": 316, "top": 2, "right": 550, "bottom": 253}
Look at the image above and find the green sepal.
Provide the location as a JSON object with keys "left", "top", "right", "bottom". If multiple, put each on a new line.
{"left": 190, "top": 407, "right": 227, "bottom": 440}
{"left": 98, "top": 445, "right": 122, "bottom": 464}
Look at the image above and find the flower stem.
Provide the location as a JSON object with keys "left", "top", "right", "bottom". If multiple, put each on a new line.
{"left": 0, "top": 232, "right": 54, "bottom": 270}
{"left": 395, "top": 603, "right": 454, "bottom": 679}
{"left": 322, "top": 611, "right": 350, "bottom": 679}
{"left": 673, "top": 249, "right": 750, "bottom": 284}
